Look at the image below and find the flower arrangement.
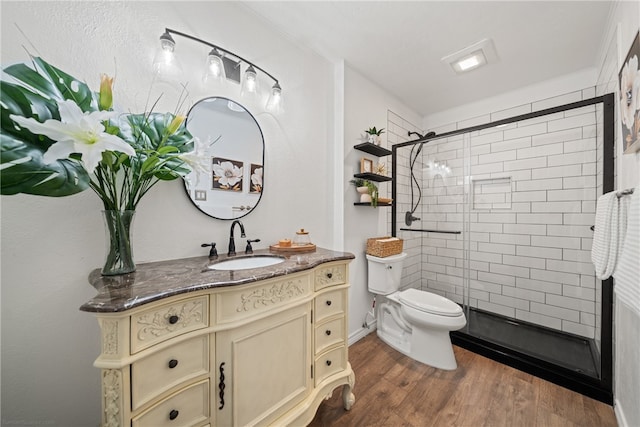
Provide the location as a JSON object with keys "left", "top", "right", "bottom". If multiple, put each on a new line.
{"left": 0, "top": 56, "right": 202, "bottom": 274}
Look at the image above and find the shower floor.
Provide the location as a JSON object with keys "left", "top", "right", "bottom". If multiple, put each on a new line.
{"left": 464, "top": 308, "right": 599, "bottom": 378}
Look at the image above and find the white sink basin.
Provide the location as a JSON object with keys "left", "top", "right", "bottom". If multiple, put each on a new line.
{"left": 207, "top": 256, "right": 285, "bottom": 271}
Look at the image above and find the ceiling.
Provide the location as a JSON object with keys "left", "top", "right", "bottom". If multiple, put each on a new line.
{"left": 242, "top": 1, "right": 612, "bottom": 117}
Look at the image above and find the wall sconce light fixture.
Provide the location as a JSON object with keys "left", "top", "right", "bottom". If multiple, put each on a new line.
{"left": 153, "top": 28, "right": 283, "bottom": 112}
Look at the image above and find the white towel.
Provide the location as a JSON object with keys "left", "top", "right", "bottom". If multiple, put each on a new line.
{"left": 591, "top": 191, "right": 619, "bottom": 279}
{"left": 613, "top": 188, "right": 640, "bottom": 315}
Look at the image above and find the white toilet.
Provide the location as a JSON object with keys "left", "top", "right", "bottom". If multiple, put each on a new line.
{"left": 366, "top": 252, "right": 466, "bottom": 370}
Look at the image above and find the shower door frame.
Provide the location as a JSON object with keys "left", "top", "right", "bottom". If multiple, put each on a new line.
{"left": 391, "top": 93, "right": 615, "bottom": 404}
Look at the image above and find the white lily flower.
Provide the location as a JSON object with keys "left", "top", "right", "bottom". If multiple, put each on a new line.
{"left": 10, "top": 99, "right": 135, "bottom": 174}
{"left": 251, "top": 167, "right": 263, "bottom": 187}
{"left": 213, "top": 160, "right": 243, "bottom": 187}
{"left": 179, "top": 137, "right": 209, "bottom": 176}
{"left": 620, "top": 55, "right": 640, "bottom": 132}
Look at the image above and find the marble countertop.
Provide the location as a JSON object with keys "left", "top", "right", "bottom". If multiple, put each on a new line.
{"left": 80, "top": 247, "right": 355, "bottom": 313}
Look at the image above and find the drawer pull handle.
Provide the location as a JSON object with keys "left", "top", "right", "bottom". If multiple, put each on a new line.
{"left": 219, "top": 362, "right": 226, "bottom": 410}
{"left": 326, "top": 360, "right": 332, "bottom": 366}
{"left": 326, "top": 272, "right": 333, "bottom": 279}
{"left": 326, "top": 300, "right": 332, "bottom": 306}
{"left": 169, "top": 409, "right": 179, "bottom": 420}
{"left": 325, "top": 330, "right": 332, "bottom": 336}
{"left": 168, "top": 315, "right": 179, "bottom": 324}
{"left": 168, "top": 359, "right": 179, "bottom": 369}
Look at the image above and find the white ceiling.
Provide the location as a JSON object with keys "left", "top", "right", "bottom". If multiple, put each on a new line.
{"left": 242, "top": 1, "right": 612, "bottom": 117}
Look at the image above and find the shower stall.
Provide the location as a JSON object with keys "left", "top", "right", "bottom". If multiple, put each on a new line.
{"left": 391, "top": 93, "right": 614, "bottom": 403}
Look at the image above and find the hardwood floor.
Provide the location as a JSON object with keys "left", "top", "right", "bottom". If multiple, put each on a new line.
{"left": 309, "top": 333, "right": 617, "bottom": 427}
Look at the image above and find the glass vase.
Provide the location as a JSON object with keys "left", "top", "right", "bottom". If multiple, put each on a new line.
{"left": 102, "top": 210, "right": 136, "bottom": 276}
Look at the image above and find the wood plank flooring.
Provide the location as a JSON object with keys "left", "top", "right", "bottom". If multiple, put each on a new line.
{"left": 308, "top": 333, "right": 617, "bottom": 427}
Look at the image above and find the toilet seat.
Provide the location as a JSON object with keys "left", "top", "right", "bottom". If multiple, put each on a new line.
{"left": 398, "top": 288, "right": 463, "bottom": 317}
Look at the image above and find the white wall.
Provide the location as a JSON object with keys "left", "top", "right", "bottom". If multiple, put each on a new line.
{"left": 342, "top": 66, "right": 422, "bottom": 343}
{"left": 0, "top": 2, "right": 337, "bottom": 425}
{"left": 423, "top": 68, "right": 597, "bottom": 133}
{"left": 596, "top": 2, "right": 640, "bottom": 426}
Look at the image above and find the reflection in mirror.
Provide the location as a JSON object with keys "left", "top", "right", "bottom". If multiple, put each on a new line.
{"left": 184, "top": 97, "right": 264, "bottom": 220}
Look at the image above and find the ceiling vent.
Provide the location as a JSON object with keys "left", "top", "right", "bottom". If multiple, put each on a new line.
{"left": 442, "top": 38, "right": 498, "bottom": 74}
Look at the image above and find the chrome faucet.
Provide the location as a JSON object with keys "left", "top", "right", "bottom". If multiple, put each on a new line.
{"left": 228, "top": 220, "right": 246, "bottom": 256}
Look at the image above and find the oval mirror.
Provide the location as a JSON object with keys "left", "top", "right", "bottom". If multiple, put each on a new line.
{"left": 184, "top": 97, "right": 264, "bottom": 220}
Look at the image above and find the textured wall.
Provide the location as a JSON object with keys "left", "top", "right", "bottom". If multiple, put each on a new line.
{"left": 1, "top": 2, "right": 335, "bottom": 425}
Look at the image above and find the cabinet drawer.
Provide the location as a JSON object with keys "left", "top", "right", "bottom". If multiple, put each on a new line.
{"left": 314, "top": 346, "right": 346, "bottom": 386}
{"left": 315, "top": 316, "right": 345, "bottom": 355}
{"left": 314, "top": 263, "right": 347, "bottom": 290}
{"left": 132, "top": 335, "right": 209, "bottom": 410}
{"left": 132, "top": 380, "right": 209, "bottom": 427}
{"left": 131, "top": 296, "right": 208, "bottom": 353}
{"left": 314, "top": 289, "right": 345, "bottom": 323}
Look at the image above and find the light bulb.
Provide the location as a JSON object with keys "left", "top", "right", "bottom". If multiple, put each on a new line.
{"left": 265, "top": 82, "right": 283, "bottom": 113}
{"left": 241, "top": 65, "right": 258, "bottom": 97}
{"left": 203, "top": 49, "right": 225, "bottom": 85}
{"left": 152, "top": 31, "right": 182, "bottom": 80}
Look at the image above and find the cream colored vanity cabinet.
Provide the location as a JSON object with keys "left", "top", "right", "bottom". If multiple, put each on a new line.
{"left": 83, "top": 253, "right": 355, "bottom": 427}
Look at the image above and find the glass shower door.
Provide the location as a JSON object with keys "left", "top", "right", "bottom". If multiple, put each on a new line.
{"left": 461, "top": 103, "right": 602, "bottom": 378}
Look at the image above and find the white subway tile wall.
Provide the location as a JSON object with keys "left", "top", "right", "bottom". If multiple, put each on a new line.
{"left": 389, "top": 89, "right": 602, "bottom": 339}
{"left": 387, "top": 111, "right": 424, "bottom": 291}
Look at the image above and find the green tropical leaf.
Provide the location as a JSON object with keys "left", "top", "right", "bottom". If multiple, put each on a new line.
{"left": 4, "top": 57, "right": 96, "bottom": 112}
{"left": 0, "top": 57, "right": 96, "bottom": 196}
{"left": 153, "top": 169, "right": 182, "bottom": 181}
{"left": 0, "top": 134, "right": 89, "bottom": 196}
{"left": 157, "top": 146, "right": 180, "bottom": 155}
{"left": 117, "top": 113, "right": 193, "bottom": 163}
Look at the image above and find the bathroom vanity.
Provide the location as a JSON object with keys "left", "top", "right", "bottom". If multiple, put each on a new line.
{"left": 80, "top": 248, "right": 355, "bottom": 427}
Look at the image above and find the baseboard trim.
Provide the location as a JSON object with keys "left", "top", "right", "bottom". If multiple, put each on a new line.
{"left": 614, "top": 399, "right": 629, "bottom": 427}
{"left": 348, "top": 323, "right": 376, "bottom": 346}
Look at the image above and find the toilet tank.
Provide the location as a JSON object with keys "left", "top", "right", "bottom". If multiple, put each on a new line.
{"left": 366, "top": 252, "right": 407, "bottom": 295}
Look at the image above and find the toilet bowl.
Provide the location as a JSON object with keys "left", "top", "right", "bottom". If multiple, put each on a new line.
{"left": 366, "top": 253, "right": 466, "bottom": 370}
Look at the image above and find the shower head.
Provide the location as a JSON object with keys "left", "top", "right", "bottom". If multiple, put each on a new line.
{"left": 408, "top": 131, "right": 437, "bottom": 140}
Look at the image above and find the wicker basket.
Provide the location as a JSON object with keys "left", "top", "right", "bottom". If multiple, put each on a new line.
{"left": 366, "top": 236, "right": 404, "bottom": 258}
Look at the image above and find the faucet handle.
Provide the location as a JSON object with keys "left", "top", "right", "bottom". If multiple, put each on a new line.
{"left": 245, "top": 239, "right": 261, "bottom": 254}
{"left": 201, "top": 242, "right": 218, "bottom": 259}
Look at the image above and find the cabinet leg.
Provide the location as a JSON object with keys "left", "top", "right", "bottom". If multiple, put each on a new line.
{"left": 342, "top": 373, "right": 356, "bottom": 410}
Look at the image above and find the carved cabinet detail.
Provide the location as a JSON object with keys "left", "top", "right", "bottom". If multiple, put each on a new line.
{"left": 87, "top": 258, "right": 354, "bottom": 427}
